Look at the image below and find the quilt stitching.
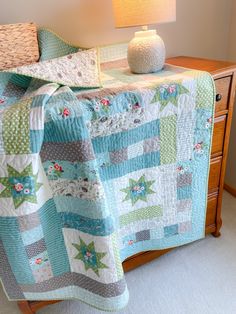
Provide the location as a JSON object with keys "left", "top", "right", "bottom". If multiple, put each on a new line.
{"left": 0, "top": 37, "right": 215, "bottom": 311}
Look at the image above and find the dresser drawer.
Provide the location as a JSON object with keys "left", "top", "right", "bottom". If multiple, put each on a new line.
{"left": 208, "top": 156, "right": 222, "bottom": 192}
{"left": 206, "top": 194, "right": 218, "bottom": 226}
{"left": 211, "top": 115, "right": 226, "bottom": 156}
{"left": 214, "top": 76, "right": 231, "bottom": 113}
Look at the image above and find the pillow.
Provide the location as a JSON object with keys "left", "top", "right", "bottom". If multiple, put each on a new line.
{"left": 4, "top": 48, "right": 101, "bottom": 88}
{"left": 0, "top": 22, "right": 39, "bottom": 70}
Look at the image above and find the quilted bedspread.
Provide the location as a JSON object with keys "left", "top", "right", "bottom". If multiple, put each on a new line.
{"left": 0, "top": 34, "right": 215, "bottom": 312}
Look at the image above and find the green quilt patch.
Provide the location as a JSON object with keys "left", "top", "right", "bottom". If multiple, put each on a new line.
{"left": 72, "top": 237, "right": 108, "bottom": 276}
{"left": 120, "top": 175, "right": 155, "bottom": 206}
{"left": 0, "top": 163, "right": 42, "bottom": 209}
{"left": 3, "top": 99, "right": 31, "bottom": 154}
{"left": 151, "top": 80, "right": 189, "bottom": 110}
{"left": 160, "top": 115, "right": 177, "bottom": 165}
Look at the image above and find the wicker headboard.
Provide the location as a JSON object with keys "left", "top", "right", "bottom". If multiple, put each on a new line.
{"left": 0, "top": 22, "right": 39, "bottom": 70}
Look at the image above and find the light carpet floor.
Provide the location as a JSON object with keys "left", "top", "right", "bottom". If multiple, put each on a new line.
{"left": 1, "top": 191, "right": 236, "bottom": 314}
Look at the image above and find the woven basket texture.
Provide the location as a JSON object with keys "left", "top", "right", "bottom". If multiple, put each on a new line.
{"left": 0, "top": 22, "right": 39, "bottom": 70}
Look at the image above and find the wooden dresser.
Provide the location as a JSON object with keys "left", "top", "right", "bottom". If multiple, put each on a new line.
{"left": 123, "top": 56, "right": 236, "bottom": 271}
{"left": 18, "top": 56, "right": 236, "bottom": 314}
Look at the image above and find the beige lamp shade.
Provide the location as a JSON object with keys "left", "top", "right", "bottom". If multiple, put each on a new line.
{"left": 112, "top": 0, "right": 176, "bottom": 28}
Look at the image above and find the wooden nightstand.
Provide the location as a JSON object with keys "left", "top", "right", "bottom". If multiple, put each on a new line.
{"left": 17, "top": 56, "right": 236, "bottom": 314}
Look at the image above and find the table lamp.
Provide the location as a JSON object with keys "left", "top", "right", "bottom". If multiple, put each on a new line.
{"left": 112, "top": 0, "right": 176, "bottom": 74}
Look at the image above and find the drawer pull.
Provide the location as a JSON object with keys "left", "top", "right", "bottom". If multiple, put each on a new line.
{"left": 216, "top": 94, "right": 222, "bottom": 102}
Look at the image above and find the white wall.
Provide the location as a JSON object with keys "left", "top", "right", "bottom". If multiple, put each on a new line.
{"left": 0, "top": 0, "right": 232, "bottom": 60}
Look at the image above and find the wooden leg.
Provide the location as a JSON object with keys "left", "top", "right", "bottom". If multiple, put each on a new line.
{"left": 212, "top": 230, "right": 221, "bottom": 237}
{"left": 17, "top": 301, "right": 35, "bottom": 314}
{"left": 212, "top": 217, "right": 222, "bottom": 238}
{"left": 212, "top": 229, "right": 221, "bottom": 237}
{"left": 17, "top": 300, "right": 61, "bottom": 314}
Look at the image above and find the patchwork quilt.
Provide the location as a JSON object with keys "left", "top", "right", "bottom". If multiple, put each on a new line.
{"left": 0, "top": 31, "right": 215, "bottom": 312}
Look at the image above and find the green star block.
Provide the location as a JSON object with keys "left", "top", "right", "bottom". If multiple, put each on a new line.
{"left": 72, "top": 237, "right": 108, "bottom": 276}
{"left": 0, "top": 163, "right": 42, "bottom": 209}
{"left": 121, "top": 175, "right": 155, "bottom": 206}
{"left": 151, "top": 80, "right": 189, "bottom": 111}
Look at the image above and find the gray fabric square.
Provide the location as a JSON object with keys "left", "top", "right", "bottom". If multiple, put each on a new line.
{"left": 3, "top": 81, "right": 26, "bottom": 98}
{"left": 18, "top": 211, "right": 40, "bottom": 232}
{"left": 110, "top": 148, "right": 128, "bottom": 164}
{"left": 136, "top": 229, "right": 151, "bottom": 242}
{"left": 179, "top": 221, "right": 192, "bottom": 233}
{"left": 177, "top": 172, "right": 192, "bottom": 188}
{"left": 40, "top": 141, "right": 94, "bottom": 162}
{"left": 177, "top": 199, "right": 192, "bottom": 212}
{"left": 144, "top": 137, "right": 160, "bottom": 153}
{"left": 25, "top": 238, "right": 47, "bottom": 259}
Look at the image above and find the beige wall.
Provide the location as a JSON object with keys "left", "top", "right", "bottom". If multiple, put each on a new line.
{"left": 228, "top": 0, "right": 236, "bottom": 62}
{"left": 226, "top": 0, "right": 236, "bottom": 189}
{"left": 0, "top": 0, "right": 232, "bottom": 60}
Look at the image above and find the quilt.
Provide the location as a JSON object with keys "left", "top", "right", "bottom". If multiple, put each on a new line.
{"left": 0, "top": 31, "right": 215, "bottom": 312}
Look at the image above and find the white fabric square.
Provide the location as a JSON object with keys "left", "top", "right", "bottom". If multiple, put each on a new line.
{"left": 30, "top": 107, "right": 44, "bottom": 130}
{"left": 159, "top": 164, "right": 178, "bottom": 225}
{"left": 120, "top": 217, "right": 163, "bottom": 240}
{"left": 0, "top": 154, "right": 51, "bottom": 216}
{"left": 127, "top": 141, "right": 144, "bottom": 159}
{"left": 177, "top": 111, "right": 195, "bottom": 161}
{"left": 112, "top": 167, "right": 162, "bottom": 216}
{"left": 62, "top": 228, "right": 120, "bottom": 284}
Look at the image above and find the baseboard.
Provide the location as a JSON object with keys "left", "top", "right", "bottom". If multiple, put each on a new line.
{"left": 224, "top": 183, "right": 236, "bottom": 197}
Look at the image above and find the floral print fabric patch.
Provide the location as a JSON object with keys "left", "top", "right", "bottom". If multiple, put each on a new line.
{"left": 0, "top": 163, "right": 42, "bottom": 209}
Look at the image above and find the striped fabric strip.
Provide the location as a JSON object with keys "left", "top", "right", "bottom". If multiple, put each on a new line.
{"left": 92, "top": 119, "right": 160, "bottom": 154}
{"left": 54, "top": 196, "right": 109, "bottom": 219}
{"left": 38, "top": 28, "right": 80, "bottom": 61}
{"left": 100, "top": 151, "right": 160, "bottom": 181}
{"left": 43, "top": 117, "right": 89, "bottom": 143}
{"left": 60, "top": 212, "right": 114, "bottom": 236}
{"left": 20, "top": 272, "right": 126, "bottom": 298}
{"left": 0, "top": 240, "right": 25, "bottom": 299}
{"left": 0, "top": 217, "right": 35, "bottom": 284}
{"left": 23, "top": 286, "right": 129, "bottom": 312}
{"left": 39, "top": 199, "right": 71, "bottom": 276}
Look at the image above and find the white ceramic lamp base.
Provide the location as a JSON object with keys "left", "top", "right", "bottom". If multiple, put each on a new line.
{"left": 127, "top": 29, "right": 166, "bottom": 74}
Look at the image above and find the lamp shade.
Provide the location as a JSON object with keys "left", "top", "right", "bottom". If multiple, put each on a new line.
{"left": 112, "top": 0, "right": 176, "bottom": 28}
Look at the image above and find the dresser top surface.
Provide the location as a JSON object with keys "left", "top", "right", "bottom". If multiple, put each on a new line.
{"left": 166, "top": 56, "right": 236, "bottom": 77}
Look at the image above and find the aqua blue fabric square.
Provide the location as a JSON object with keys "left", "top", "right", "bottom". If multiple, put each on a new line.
{"left": 0, "top": 217, "right": 35, "bottom": 284}
{"left": 96, "top": 152, "right": 111, "bottom": 167}
{"left": 122, "top": 234, "right": 136, "bottom": 247}
{"left": 177, "top": 185, "right": 192, "bottom": 200}
{"left": 164, "top": 224, "right": 179, "bottom": 237}
{"left": 30, "top": 130, "right": 44, "bottom": 153}
{"left": 38, "top": 28, "right": 80, "bottom": 61}
{"left": 21, "top": 225, "right": 44, "bottom": 246}
{"left": 39, "top": 199, "right": 71, "bottom": 276}
{"left": 9, "top": 176, "right": 36, "bottom": 198}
